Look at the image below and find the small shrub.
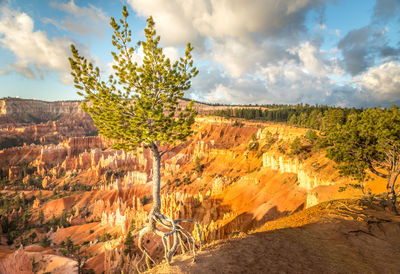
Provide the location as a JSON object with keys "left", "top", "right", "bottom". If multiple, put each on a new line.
{"left": 183, "top": 177, "right": 191, "bottom": 185}
{"left": 40, "top": 235, "right": 51, "bottom": 247}
{"left": 290, "top": 137, "right": 302, "bottom": 155}
{"left": 304, "top": 129, "right": 318, "bottom": 143}
{"left": 6, "top": 232, "right": 13, "bottom": 245}
{"left": 278, "top": 144, "right": 286, "bottom": 154}
{"left": 232, "top": 120, "right": 243, "bottom": 127}
{"left": 140, "top": 196, "right": 151, "bottom": 205}
{"left": 100, "top": 230, "right": 111, "bottom": 242}
{"left": 248, "top": 133, "right": 259, "bottom": 151}
{"left": 248, "top": 141, "right": 259, "bottom": 151}
{"left": 194, "top": 156, "right": 204, "bottom": 173}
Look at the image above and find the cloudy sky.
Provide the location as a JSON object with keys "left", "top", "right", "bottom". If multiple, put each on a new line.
{"left": 0, "top": 0, "right": 399, "bottom": 107}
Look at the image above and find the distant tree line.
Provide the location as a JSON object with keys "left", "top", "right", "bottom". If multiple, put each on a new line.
{"left": 211, "top": 104, "right": 362, "bottom": 130}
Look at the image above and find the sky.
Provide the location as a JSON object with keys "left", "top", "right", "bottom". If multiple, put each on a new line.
{"left": 0, "top": 0, "right": 399, "bottom": 107}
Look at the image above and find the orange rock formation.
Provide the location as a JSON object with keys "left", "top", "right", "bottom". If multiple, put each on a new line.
{"left": 0, "top": 99, "right": 390, "bottom": 273}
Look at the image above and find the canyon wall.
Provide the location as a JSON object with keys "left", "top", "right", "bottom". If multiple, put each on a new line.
{"left": 0, "top": 100, "right": 388, "bottom": 273}
{"left": 0, "top": 98, "right": 85, "bottom": 123}
{"left": 0, "top": 98, "right": 97, "bottom": 149}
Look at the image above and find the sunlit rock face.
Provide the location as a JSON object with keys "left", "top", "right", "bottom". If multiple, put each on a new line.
{"left": 263, "top": 153, "right": 299, "bottom": 173}
{"left": 262, "top": 152, "right": 346, "bottom": 208}
{"left": 262, "top": 153, "right": 334, "bottom": 190}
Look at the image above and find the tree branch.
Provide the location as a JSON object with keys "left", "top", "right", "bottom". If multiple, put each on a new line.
{"left": 367, "top": 160, "right": 388, "bottom": 179}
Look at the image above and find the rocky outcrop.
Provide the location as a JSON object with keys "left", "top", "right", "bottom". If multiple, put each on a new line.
{"left": 104, "top": 245, "right": 142, "bottom": 274}
{"left": 0, "top": 246, "right": 77, "bottom": 274}
{"left": 0, "top": 98, "right": 97, "bottom": 149}
{"left": 262, "top": 153, "right": 299, "bottom": 173}
{"left": 262, "top": 152, "right": 335, "bottom": 190}
{"left": 262, "top": 152, "right": 340, "bottom": 207}
{"left": 0, "top": 98, "right": 85, "bottom": 123}
{"left": 0, "top": 247, "right": 33, "bottom": 273}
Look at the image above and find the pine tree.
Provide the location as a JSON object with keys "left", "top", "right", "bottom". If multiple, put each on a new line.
{"left": 59, "top": 211, "right": 69, "bottom": 228}
{"left": 50, "top": 214, "right": 57, "bottom": 230}
{"left": 304, "top": 129, "right": 318, "bottom": 144}
{"left": 290, "top": 137, "right": 302, "bottom": 155}
{"left": 61, "top": 237, "right": 90, "bottom": 274}
{"left": 21, "top": 193, "right": 26, "bottom": 208}
{"left": 194, "top": 156, "right": 203, "bottom": 173}
{"left": 29, "top": 232, "right": 37, "bottom": 243}
{"left": 40, "top": 235, "right": 51, "bottom": 247}
{"left": 38, "top": 209, "right": 44, "bottom": 226}
{"left": 69, "top": 6, "right": 200, "bottom": 266}
{"left": 124, "top": 230, "right": 135, "bottom": 256}
{"left": 326, "top": 106, "right": 400, "bottom": 208}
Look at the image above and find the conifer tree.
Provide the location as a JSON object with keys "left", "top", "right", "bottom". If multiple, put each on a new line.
{"left": 61, "top": 237, "right": 90, "bottom": 274}
{"left": 290, "top": 137, "right": 302, "bottom": 155}
{"left": 124, "top": 230, "right": 135, "bottom": 256}
{"left": 69, "top": 6, "right": 201, "bottom": 266}
{"left": 38, "top": 209, "right": 44, "bottom": 226}
{"left": 327, "top": 106, "right": 400, "bottom": 208}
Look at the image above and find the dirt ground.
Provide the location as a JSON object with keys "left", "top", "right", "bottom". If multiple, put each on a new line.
{"left": 149, "top": 199, "right": 400, "bottom": 274}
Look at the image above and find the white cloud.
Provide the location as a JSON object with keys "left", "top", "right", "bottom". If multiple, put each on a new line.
{"left": 163, "top": 46, "right": 179, "bottom": 63}
{"left": 259, "top": 61, "right": 338, "bottom": 103}
{"left": 189, "top": 51, "right": 364, "bottom": 107}
{"left": 129, "top": 0, "right": 362, "bottom": 106}
{"left": 46, "top": 0, "right": 107, "bottom": 37}
{"left": 128, "top": 0, "right": 207, "bottom": 47}
{"left": 128, "top": 0, "right": 326, "bottom": 47}
{"left": 0, "top": 8, "right": 73, "bottom": 82}
{"left": 210, "top": 38, "right": 258, "bottom": 78}
{"left": 293, "top": 41, "right": 329, "bottom": 75}
{"left": 128, "top": 0, "right": 330, "bottom": 88}
{"left": 204, "top": 84, "right": 247, "bottom": 103}
{"left": 355, "top": 61, "right": 400, "bottom": 103}
{"left": 191, "top": 60, "right": 331, "bottom": 105}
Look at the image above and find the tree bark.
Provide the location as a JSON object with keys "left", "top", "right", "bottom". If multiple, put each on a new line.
{"left": 367, "top": 161, "right": 388, "bottom": 179}
{"left": 387, "top": 171, "right": 399, "bottom": 211}
{"left": 150, "top": 142, "right": 161, "bottom": 214}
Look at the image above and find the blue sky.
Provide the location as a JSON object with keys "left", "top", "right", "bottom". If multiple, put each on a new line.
{"left": 0, "top": 0, "right": 399, "bottom": 107}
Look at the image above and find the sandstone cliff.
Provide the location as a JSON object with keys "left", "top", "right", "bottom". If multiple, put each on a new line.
{"left": 0, "top": 98, "right": 85, "bottom": 124}
{"left": 0, "top": 98, "right": 97, "bottom": 149}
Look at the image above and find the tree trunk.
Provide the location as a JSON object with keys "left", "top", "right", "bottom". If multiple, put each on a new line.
{"left": 150, "top": 143, "right": 161, "bottom": 214}
{"left": 137, "top": 143, "right": 201, "bottom": 267}
{"left": 77, "top": 258, "right": 81, "bottom": 274}
{"left": 387, "top": 171, "right": 399, "bottom": 212}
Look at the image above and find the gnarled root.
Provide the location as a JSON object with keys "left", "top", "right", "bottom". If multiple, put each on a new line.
{"left": 137, "top": 211, "right": 202, "bottom": 271}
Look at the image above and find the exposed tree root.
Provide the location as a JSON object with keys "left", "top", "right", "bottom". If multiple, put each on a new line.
{"left": 137, "top": 210, "right": 202, "bottom": 271}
